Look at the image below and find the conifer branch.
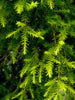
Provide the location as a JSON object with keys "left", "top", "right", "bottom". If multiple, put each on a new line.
{"left": 24, "top": 11, "right": 27, "bottom": 55}
{"left": 58, "top": 53, "right": 61, "bottom": 81}
{"left": 0, "top": 0, "right": 75, "bottom": 100}
{"left": 0, "top": 1, "right": 6, "bottom": 27}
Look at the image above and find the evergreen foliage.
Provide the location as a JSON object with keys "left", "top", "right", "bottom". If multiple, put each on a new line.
{"left": 0, "top": 0, "right": 75, "bottom": 100}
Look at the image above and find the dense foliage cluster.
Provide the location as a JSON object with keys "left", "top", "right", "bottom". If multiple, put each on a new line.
{"left": 0, "top": 0, "right": 75, "bottom": 100}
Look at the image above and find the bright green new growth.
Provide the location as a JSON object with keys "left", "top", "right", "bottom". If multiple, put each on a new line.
{"left": 0, "top": 0, "right": 75, "bottom": 100}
